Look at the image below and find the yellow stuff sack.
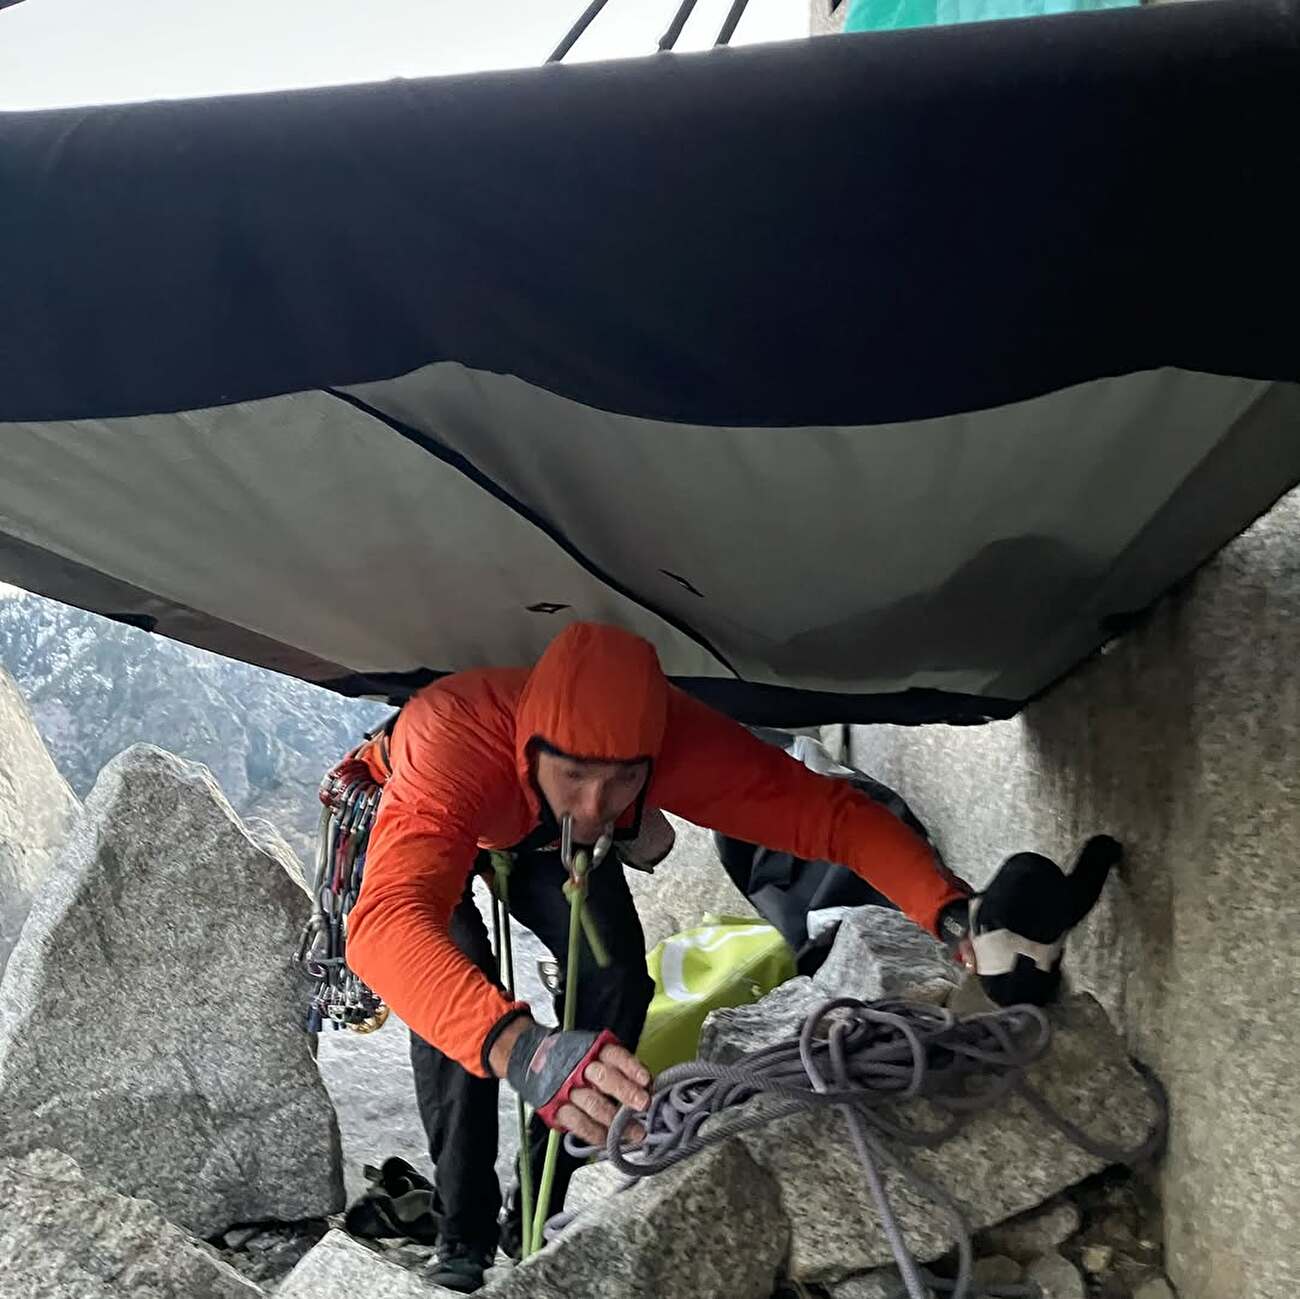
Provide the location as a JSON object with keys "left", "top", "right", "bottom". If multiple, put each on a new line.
{"left": 635, "top": 915, "right": 796, "bottom": 1076}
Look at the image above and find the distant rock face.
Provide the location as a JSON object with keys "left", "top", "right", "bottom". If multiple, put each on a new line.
{"left": 0, "top": 590, "right": 386, "bottom": 862}
{"left": 0, "top": 744, "right": 344, "bottom": 1236}
{"left": 0, "top": 1149, "right": 261, "bottom": 1299}
{"left": 0, "top": 666, "right": 79, "bottom": 976}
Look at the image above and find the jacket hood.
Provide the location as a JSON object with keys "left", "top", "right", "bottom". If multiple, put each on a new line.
{"left": 515, "top": 623, "right": 670, "bottom": 796}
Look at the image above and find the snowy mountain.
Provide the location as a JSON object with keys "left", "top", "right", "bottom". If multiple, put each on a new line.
{"left": 0, "top": 587, "right": 389, "bottom": 864}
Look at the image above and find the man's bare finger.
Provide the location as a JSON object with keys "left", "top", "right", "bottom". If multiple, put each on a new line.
{"left": 555, "top": 1103, "right": 606, "bottom": 1147}
{"left": 597, "top": 1043, "right": 652, "bottom": 1089}
{"left": 584, "top": 1057, "right": 650, "bottom": 1111}
{"left": 569, "top": 1085, "right": 618, "bottom": 1130}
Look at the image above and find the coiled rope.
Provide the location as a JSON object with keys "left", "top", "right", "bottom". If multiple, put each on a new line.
{"left": 558, "top": 998, "right": 1167, "bottom": 1299}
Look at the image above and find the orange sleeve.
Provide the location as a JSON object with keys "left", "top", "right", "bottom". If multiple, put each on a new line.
{"left": 345, "top": 698, "right": 526, "bottom": 1078}
{"left": 652, "top": 690, "right": 968, "bottom": 936}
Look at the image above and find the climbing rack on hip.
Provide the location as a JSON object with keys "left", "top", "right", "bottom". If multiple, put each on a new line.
{"left": 294, "top": 752, "right": 389, "bottom": 1034}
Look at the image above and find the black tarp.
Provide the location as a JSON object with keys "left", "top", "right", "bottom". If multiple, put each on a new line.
{"left": 2, "top": 0, "right": 1298, "bottom": 722}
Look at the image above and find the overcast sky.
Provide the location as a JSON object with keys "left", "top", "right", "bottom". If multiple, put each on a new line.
{"left": 0, "top": 0, "right": 808, "bottom": 110}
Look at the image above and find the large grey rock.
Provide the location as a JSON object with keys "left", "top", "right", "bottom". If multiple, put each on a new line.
{"left": 490, "top": 1140, "right": 786, "bottom": 1299}
{"left": 813, "top": 906, "right": 958, "bottom": 1003}
{"left": 0, "top": 1148, "right": 261, "bottom": 1298}
{"left": 277, "top": 1230, "right": 457, "bottom": 1299}
{"left": 847, "top": 486, "right": 1300, "bottom": 1299}
{"left": 0, "top": 666, "right": 79, "bottom": 976}
{"left": 735, "top": 994, "right": 1161, "bottom": 1283}
{"left": 0, "top": 744, "right": 343, "bottom": 1235}
{"left": 625, "top": 815, "right": 757, "bottom": 949}
{"left": 698, "top": 975, "right": 826, "bottom": 1063}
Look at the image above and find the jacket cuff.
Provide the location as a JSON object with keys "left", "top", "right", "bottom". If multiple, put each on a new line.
{"left": 479, "top": 1003, "right": 534, "bottom": 1078}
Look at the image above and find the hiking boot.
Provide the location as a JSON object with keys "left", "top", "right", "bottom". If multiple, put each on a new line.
{"left": 426, "top": 1242, "right": 493, "bottom": 1294}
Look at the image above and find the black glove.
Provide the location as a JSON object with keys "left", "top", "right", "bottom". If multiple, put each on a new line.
{"left": 505, "top": 1023, "right": 619, "bottom": 1130}
{"left": 945, "top": 835, "right": 1121, "bottom": 1007}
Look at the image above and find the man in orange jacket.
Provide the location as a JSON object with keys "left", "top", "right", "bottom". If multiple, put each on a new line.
{"left": 346, "top": 622, "right": 1107, "bottom": 1291}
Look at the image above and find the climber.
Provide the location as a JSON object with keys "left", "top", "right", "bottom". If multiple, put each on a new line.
{"left": 344, "top": 621, "right": 1114, "bottom": 1292}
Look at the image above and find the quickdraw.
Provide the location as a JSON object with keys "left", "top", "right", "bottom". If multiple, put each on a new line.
{"left": 295, "top": 753, "right": 389, "bottom": 1034}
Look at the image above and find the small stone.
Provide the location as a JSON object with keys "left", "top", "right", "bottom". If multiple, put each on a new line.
{"left": 830, "top": 1270, "right": 933, "bottom": 1299}
{"left": 1026, "top": 1251, "right": 1086, "bottom": 1299}
{"left": 972, "top": 1255, "right": 1023, "bottom": 1285}
{"left": 1080, "top": 1243, "right": 1114, "bottom": 1274}
{"left": 976, "top": 1199, "right": 1082, "bottom": 1263}
{"left": 1132, "top": 1279, "right": 1176, "bottom": 1299}
{"left": 221, "top": 1225, "right": 261, "bottom": 1250}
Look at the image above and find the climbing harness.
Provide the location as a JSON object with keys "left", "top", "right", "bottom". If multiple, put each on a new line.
{"left": 294, "top": 749, "right": 389, "bottom": 1034}
{"left": 490, "top": 814, "right": 614, "bottom": 1259}
{"left": 555, "top": 997, "right": 1167, "bottom": 1299}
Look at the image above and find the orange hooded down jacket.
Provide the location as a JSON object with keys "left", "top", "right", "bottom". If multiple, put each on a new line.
{"left": 346, "top": 623, "right": 967, "bottom": 1076}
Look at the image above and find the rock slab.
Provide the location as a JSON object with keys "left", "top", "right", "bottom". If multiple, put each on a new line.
{"left": 495, "top": 1139, "right": 786, "bottom": 1299}
{"left": 278, "top": 1229, "right": 459, "bottom": 1299}
{"left": 0, "top": 744, "right": 343, "bottom": 1235}
{"left": 736, "top": 994, "right": 1162, "bottom": 1283}
{"left": 0, "top": 1148, "right": 261, "bottom": 1298}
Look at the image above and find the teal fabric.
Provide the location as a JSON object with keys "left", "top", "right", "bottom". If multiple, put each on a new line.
{"left": 844, "top": 0, "right": 1137, "bottom": 32}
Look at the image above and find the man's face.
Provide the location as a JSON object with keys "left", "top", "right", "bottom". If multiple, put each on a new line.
{"left": 534, "top": 750, "right": 650, "bottom": 845}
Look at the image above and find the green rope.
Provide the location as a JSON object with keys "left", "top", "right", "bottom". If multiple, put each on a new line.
{"left": 526, "top": 845, "right": 592, "bottom": 1255}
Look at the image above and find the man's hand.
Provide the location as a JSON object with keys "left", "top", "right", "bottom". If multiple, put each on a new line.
{"left": 492, "top": 1018, "right": 651, "bottom": 1146}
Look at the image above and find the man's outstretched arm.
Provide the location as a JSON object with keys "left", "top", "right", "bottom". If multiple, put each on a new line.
{"left": 652, "top": 689, "right": 970, "bottom": 938}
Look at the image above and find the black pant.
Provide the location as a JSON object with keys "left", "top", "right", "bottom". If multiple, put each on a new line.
{"left": 409, "top": 848, "right": 654, "bottom": 1253}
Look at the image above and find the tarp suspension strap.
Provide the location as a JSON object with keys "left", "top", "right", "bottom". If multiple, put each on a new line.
{"left": 547, "top": 0, "right": 615, "bottom": 62}
{"left": 490, "top": 851, "right": 537, "bottom": 1258}
{"left": 659, "top": 0, "right": 702, "bottom": 51}
{"left": 715, "top": 0, "right": 753, "bottom": 46}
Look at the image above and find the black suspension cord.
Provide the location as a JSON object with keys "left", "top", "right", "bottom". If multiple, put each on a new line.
{"left": 547, "top": 0, "right": 616, "bottom": 63}
{"left": 715, "top": 0, "right": 753, "bottom": 46}
{"left": 659, "top": 0, "right": 703, "bottom": 50}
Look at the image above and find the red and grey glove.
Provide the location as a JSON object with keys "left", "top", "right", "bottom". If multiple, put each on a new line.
{"left": 505, "top": 1024, "right": 621, "bottom": 1130}
{"left": 939, "top": 835, "right": 1121, "bottom": 1006}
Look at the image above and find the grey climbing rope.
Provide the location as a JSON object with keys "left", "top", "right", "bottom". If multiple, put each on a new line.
{"left": 560, "top": 998, "right": 1166, "bottom": 1299}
